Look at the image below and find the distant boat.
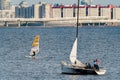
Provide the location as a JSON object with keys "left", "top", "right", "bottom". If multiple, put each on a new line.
{"left": 25, "top": 35, "right": 40, "bottom": 59}
{"left": 61, "top": 0, "right": 106, "bottom": 75}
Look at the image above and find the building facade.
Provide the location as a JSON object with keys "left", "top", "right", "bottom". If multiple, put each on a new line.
{"left": 52, "top": 7, "right": 61, "bottom": 18}
{"left": 0, "top": 0, "right": 119, "bottom": 20}
{"left": 113, "top": 8, "right": 120, "bottom": 20}
{"left": 63, "top": 7, "right": 74, "bottom": 17}
{"left": 100, "top": 7, "right": 111, "bottom": 19}
{"left": 78, "top": 6, "right": 86, "bottom": 17}
{"left": 15, "top": 1, "right": 52, "bottom": 18}
{"left": 0, "top": 0, "right": 10, "bottom": 10}
{"left": 0, "top": 5, "right": 15, "bottom": 18}
{"left": 87, "top": 6, "right": 99, "bottom": 16}
{"left": 52, "top": 4, "right": 120, "bottom": 20}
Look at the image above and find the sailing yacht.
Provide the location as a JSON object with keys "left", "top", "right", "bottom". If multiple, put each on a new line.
{"left": 61, "top": 0, "right": 106, "bottom": 75}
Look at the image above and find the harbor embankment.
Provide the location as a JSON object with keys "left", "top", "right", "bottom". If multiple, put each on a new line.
{"left": 0, "top": 19, "right": 120, "bottom": 27}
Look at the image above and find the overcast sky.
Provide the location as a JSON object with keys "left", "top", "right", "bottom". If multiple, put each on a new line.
{"left": 11, "top": 0, "right": 120, "bottom": 6}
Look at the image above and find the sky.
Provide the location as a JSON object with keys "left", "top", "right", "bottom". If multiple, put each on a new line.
{"left": 11, "top": 0, "right": 120, "bottom": 6}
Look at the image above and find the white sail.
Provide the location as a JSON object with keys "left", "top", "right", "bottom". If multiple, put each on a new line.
{"left": 70, "top": 37, "right": 86, "bottom": 67}
{"left": 30, "top": 35, "right": 40, "bottom": 56}
{"left": 70, "top": 38, "right": 78, "bottom": 64}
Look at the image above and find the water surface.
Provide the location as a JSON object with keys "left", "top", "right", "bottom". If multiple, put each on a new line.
{"left": 0, "top": 26, "right": 120, "bottom": 80}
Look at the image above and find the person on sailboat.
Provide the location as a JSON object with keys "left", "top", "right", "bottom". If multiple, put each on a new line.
{"left": 93, "top": 59, "right": 99, "bottom": 70}
{"left": 86, "top": 62, "right": 92, "bottom": 69}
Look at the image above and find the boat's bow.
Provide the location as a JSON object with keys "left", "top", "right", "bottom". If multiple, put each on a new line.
{"left": 95, "top": 69, "right": 106, "bottom": 75}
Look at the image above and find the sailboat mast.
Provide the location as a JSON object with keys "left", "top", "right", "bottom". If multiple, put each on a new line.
{"left": 76, "top": 0, "right": 80, "bottom": 38}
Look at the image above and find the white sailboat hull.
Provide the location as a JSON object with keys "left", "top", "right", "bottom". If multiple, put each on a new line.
{"left": 61, "top": 61, "right": 106, "bottom": 75}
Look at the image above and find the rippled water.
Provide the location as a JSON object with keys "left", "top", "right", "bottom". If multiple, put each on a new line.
{"left": 0, "top": 26, "right": 120, "bottom": 80}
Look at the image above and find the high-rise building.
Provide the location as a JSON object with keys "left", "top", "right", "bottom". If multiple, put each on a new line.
{"left": 0, "top": 0, "right": 10, "bottom": 10}
{"left": 15, "top": 1, "right": 52, "bottom": 18}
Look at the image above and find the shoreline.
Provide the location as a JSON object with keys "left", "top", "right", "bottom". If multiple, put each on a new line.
{"left": 0, "top": 22, "right": 120, "bottom": 28}
{"left": 0, "top": 25, "right": 120, "bottom": 28}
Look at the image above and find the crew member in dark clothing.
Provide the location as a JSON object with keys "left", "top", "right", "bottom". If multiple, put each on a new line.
{"left": 87, "top": 63, "right": 92, "bottom": 69}
{"left": 85, "top": 63, "right": 92, "bottom": 69}
{"left": 94, "top": 59, "right": 99, "bottom": 70}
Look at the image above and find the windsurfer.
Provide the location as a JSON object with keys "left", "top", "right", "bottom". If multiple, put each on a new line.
{"left": 31, "top": 51, "right": 36, "bottom": 58}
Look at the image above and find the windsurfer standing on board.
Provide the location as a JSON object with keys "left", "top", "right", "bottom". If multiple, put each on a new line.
{"left": 30, "top": 51, "right": 36, "bottom": 59}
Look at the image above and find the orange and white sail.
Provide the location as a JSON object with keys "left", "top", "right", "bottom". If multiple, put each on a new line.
{"left": 30, "top": 35, "right": 40, "bottom": 56}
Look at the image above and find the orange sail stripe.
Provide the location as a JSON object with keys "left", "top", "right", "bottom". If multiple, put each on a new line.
{"left": 33, "top": 39, "right": 39, "bottom": 42}
{"left": 32, "top": 43, "right": 39, "bottom": 47}
{"left": 32, "top": 35, "right": 40, "bottom": 47}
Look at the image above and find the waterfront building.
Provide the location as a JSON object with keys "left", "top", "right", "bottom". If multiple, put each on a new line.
{"left": 15, "top": 1, "right": 51, "bottom": 18}
{"left": 113, "top": 7, "right": 120, "bottom": 20}
{"left": 0, "top": 0, "right": 12, "bottom": 18}
{"left": 1, "top": 0, "right": 120, "bottom": 22}
{"left": 77, "top": 5, "right": 86, "bottom": 17}
{"left": 15, "top": 1, "right": 28, "bottom": 18}
{"left": 33, "top": 3, "right": 41, "bottom": 18}
{"left": 0, "top": 5, "right": 15, "bottom": 18}
{"left": 45, "top": 3, "right": 52, "bottom": 18}
{"left": 100, "top": 7, "right": 111, "bottom": 19}
{"left": 52, "top": 5, "right": 86, "bottom": 18}
{"left": 52, "top": 6, "right": 62, "bottom": 18}
{"left": 63, "top": 6, "right": 74, "bottom": 17}
{"left": 87, "top": 5, "right": 99, "bottom": 16}
{"left": 0, "top": 0, "right": 10, "bottom": 10}
{"left": 32, "top": 2, "right": 52, "bottom": 18}
{"left": 28, "top": 7, "right": 33, "bottom": 18}
{"left": 1, "top": 1, "right": 120, "bottom": 26}
{"left": 15, "top": 6, "right": 20, "bottom": 18}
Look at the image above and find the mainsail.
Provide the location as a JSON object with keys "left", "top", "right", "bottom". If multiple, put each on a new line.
{"left": 70, "top": 38, "right": 78, "bottom": 64}
{"left": 70, "top": 38, "right": 86, "bottom": 67}
{"left": 30, "top": 35, "right": 40, "bottom": 56}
